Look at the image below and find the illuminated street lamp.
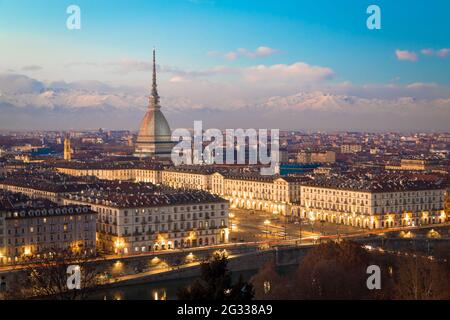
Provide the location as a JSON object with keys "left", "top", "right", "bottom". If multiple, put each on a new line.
{"left": 264, "top": 219, "right": 270, "bottom": 238}
{"left": 186, "top": 252, "right": 194, "bottom": 263}
{"left": 24, "top": 246, "right": 32, "bottom": 256}
{"left": 298, "top": 215, "right": 302, "bottom": 245}
{"left": 114, "top": 238, "right": 125, "bottom": 254}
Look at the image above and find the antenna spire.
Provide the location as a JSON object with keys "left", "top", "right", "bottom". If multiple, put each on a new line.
{"left": 151, "top": 48, "right": 160, "bottom": 106}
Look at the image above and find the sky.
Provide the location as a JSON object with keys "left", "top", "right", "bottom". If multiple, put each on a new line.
{"left": 0, "top": 0, "right": 449, "bottom": 131}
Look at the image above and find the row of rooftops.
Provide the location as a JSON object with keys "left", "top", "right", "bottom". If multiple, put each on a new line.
{"left": 0, "top": 190, "right": 56, "bottom": 210}
{"left": 55, "top": 162, "right": 312, "bottom": 183}
{"left": 303, "top": 173, "right": 447, "bottom": 192}
{"left": 0, "top": 189, "right": 94, "bottom": 220}
{"left": 56, "top": 161, "right": 260, "bottom": 175}
{"left": 66, "top": 186, "right": 226, "bottom": 208}
{"left": 2, "top": 205, "right": 94, "bottom": 220}
{"left": 0, "top": 172, "right": 227, "bottom": 207}
{"left": 219, "top": 172, "right": 310, "bottom": 183}
{"left": 0, "top": 173, "right": 95, "bottom": 193}
{"left": 56, "top": 160, "right": 164, "bottom": 171}
{"left": 1, "top": 165, "right": 449, "bottom": 201}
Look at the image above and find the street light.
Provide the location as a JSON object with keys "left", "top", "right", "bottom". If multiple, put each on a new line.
{"left": 298, "top": 215, "right": 302, "bottom": 245}
{"left": 264, "top": 219, "right": 270, "bottom": 238}
{"left": 336, "top": 223, "right": 340, "bottom": 242}
{"left": 283, "top": 215, "right": 287, "bottom": 240}
{"left": 310, "top": 216, "right": 315, "bottom": 233}
{"left": 320, "top": 220, "right": 325, "bottom": 234}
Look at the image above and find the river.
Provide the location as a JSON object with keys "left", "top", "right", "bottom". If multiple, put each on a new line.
{"left": 88, "top": 265, "right": 297, "bottom": 300}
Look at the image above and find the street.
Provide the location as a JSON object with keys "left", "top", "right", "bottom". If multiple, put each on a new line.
{"left": 229, "top": 208, "right": 364, "bottom": 242}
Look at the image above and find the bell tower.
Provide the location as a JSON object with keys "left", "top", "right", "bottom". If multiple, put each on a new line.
{"left": 64, "top": 134, "right": 72, "bottom": 161}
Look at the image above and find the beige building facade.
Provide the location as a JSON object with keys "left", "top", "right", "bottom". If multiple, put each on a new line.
{"left": 295, "top": 185, "right": 447, "bottom": 229}
{"left": 56, "top": 164, "right": 305, "bottom": 215}
{"left": 0, "top": 205, "right": 96, "bottom": 265}
{"left": 63, "top": 195, "right": 229, "bottom": 254}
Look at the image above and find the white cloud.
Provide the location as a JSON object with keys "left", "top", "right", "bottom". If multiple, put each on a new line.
{"left": 169, "top": 76, "right": 188, "bottom": 83}
{"left": 395, "top": 50, "right": 418, "bottom": 62}
{"left": 405, "top": 82, "right": 439, "bottom": 89}
{"left": 215, "top": 46, "right": 280, "bottom": 61}
{"left": 418, "top": 48, "right": 449, "bottom": 58}
{"left": 0, "top": 74, "right": 44, "bottom": 94}
{"left": 2, "top": 82, "right": 449, "bottom": 131}
{"left": 21, "top": 65, "right": 43, "bottom": 71}
{"left": 243, "top": 62, "right": 334, "bottom": 83}
{"left": 236, "top": 46, "right": 280, "bottom": 58}
{"left": 436, "top": 48, "right": 450, "bottom": 58}
{"left": 421, "top": 48, "right": 434, "bottom": 56}
{"left": 3, "top": 67, "right": 450, "bottom": 131}
{"left": 224, "top": 52, "right": 238, "bottom": 61}
{"left": 105, "top": 59, "right": 152, "bottom": 74}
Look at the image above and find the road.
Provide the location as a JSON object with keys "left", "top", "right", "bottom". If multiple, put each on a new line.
{"left": 229, "top": 208, "right": 364, "bottom": 242}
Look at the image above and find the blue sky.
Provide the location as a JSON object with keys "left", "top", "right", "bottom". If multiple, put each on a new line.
{"left": 1, "top": 0, "right": 450, "bottom": 84}
{"left": 0, "top": 0, "right": 449, "bottom": 131}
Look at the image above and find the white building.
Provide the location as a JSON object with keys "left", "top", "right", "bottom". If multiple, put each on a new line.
{"left": 62, "top": 182, "right": 229, "bottom": 254}
{"left": 295, "top": 174, "right": 447, "bottom": 229}
{"left": 0, "top": 198, "right": 96, "bottom": 265}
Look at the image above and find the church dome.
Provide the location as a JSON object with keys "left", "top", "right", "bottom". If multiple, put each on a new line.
{"left": 137, "top": 107, "right": 172, "bottom": 141}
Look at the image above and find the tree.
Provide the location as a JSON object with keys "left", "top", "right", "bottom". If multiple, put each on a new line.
{"left": 250, "top": 260, "right": 285, "bottom": 299}
{"left": 250, "top": 240, "right": 393, "bottom": 300}
{"left": 292, "top": 241, "right": 374, "bottom": 299}
{"left": 393, "top": 254, "right": 450, "bottom": 300}
{"left": 177, "top": 251, "right": 254, "bottom": 300}
{"left": 433, "top": 242, "right": 450, "bottom": 270}
{"left": 4, "top": 248, "right": 103, "bottom": 300}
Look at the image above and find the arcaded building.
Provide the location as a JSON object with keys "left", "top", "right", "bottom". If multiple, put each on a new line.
{"left": 62, "top": 181, "right": 229, "bottom": 254}
{"left": 295, "top": 174, "right": 447, "bottom": 229}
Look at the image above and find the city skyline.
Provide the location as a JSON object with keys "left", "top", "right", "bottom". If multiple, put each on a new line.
{"left": 1, "top": 0, "right": 450, "bottom": 304}
{"left": 1, "top": 0, "right": 450, "bottom": 130}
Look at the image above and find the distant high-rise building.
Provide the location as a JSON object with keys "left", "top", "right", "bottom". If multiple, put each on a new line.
{"left": 134, "top": 49, "right": 173, "bottom": 158}
{"left": 64, "top": 135, "right": 71, "bottom": 161}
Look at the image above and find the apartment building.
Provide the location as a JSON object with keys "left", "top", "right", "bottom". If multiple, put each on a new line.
{"left": 295, "top": 174, "right": 447, "bottom": 229}
{"left": 0, "top": 191, "right": 96, "bottom": 265}
{"left": 62, "top": 181, "right": 229, "bottom": 254}
{"left": 211, "top": 173, "right": 305, "bottom": 215}
{"left": 56, "top": 162, "right": 162, "bottom": 184}
{"left": 56, "top": 162, "right": 306, "bottom": 215}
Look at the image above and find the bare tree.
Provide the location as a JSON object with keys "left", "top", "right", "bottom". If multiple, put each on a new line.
{"left": 250, "top": 240, "right": 394, "bottom": 300}
{"left": 394, "top": 254, "right": 450, "bottom": 300}
{"left": 4, "top": 248, "right": 104, "bottom": 300}
{"left": 250, "top": 260, "right": 286, "bottom": 300}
